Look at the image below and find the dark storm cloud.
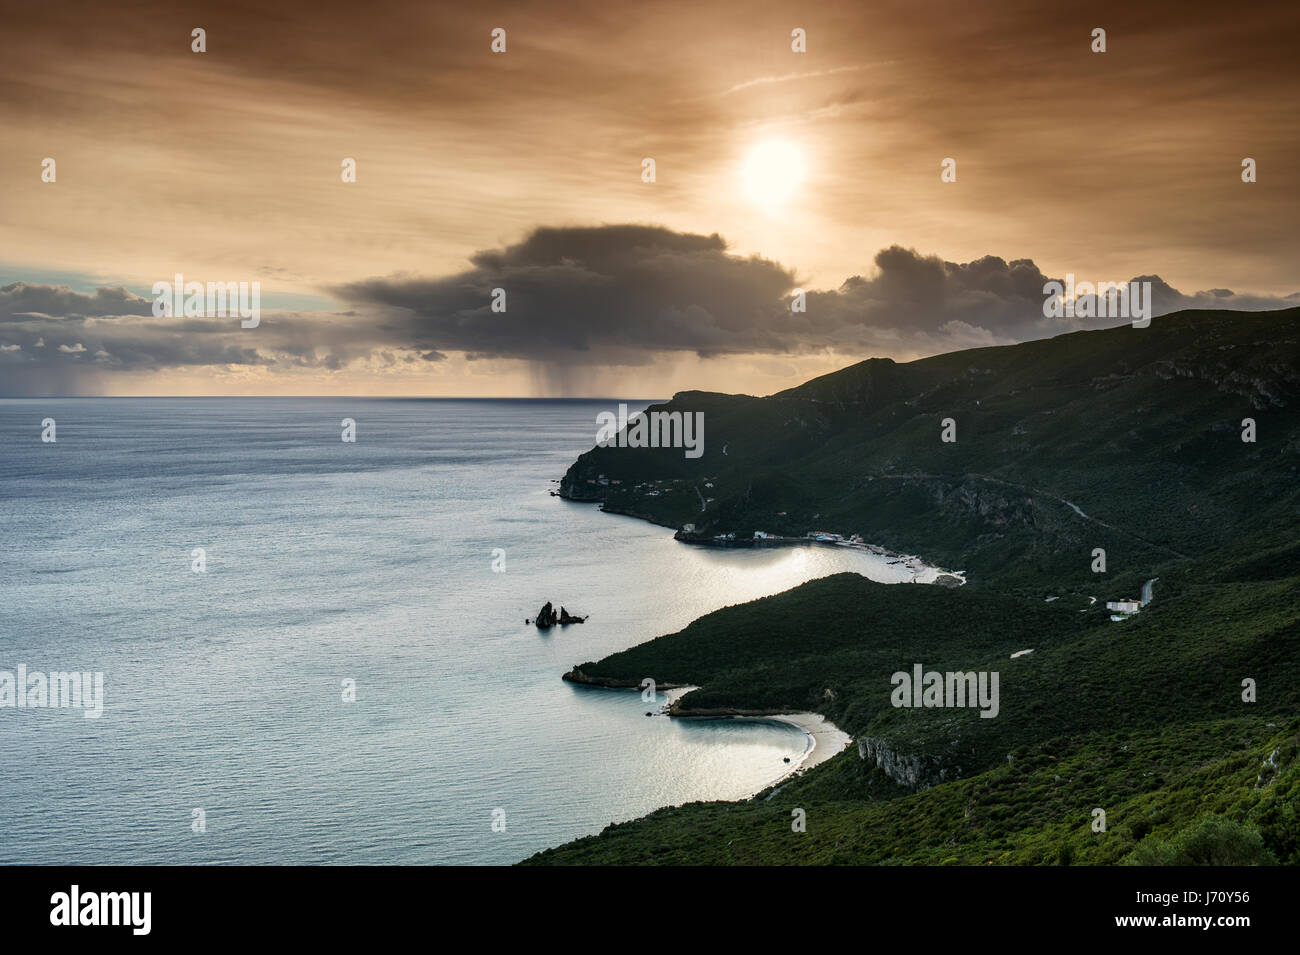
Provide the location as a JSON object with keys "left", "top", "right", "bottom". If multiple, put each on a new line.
{"left": 333, "top": 226, "right": 798, "bottom": 362}
{"left": 334, "top": 227, "right": 1300, "bottom": 361}
{"left": 2, "top": 225, "right": 1296, "bottom": 395}
{"left": 0, "top": 283, "right": 154, "bottom": 321}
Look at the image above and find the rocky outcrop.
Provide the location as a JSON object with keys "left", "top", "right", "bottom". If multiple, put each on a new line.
{"left": 1256, "top": 746, "right": 1282, "bottom": 789}
{"left": 1149, "top": 357, "right": 1300, "bottom": 409}
{"left": 667, "top": 700, "right": 791, "bottom": 718}
{"left": 557, "top": 474, "right": 604, "bottom": 502}
{"left": 931, "top": 480, "right": 1036, "bottom": 529}
{"left": 561, "top": 668, "right": 690, "bottom": 690}
{"left": 532, "top": 602, "right": 587, "bottom": 628}
{"left": 858, "top": 737, "right": 956, "bottom": 791}
{"left": 534, "top": 602, "right": 558, "bottom": 628}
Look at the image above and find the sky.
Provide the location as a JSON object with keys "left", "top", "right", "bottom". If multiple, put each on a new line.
{"left": 1, "top": 0, "right": 1296, "bottom": 396}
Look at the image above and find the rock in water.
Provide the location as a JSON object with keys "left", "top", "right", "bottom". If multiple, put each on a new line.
{"left": 533, "top": 601, "right": 585, "bottom": 628}
{"left": 535, "top": 602, "right": 558, "bottom": 628}
{"left": 558, "top": 606, "right": 587, "bottom": 625}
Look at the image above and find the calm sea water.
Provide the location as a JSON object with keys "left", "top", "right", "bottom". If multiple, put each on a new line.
{"left": 0, "top": 398, "right": 923, "bottom": 865}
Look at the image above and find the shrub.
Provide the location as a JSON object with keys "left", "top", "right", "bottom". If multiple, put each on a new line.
{"left": 1123, "top": 815, "right": 1277, "bottom": 866}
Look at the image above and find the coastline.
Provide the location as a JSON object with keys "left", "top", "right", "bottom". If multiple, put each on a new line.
{"left": 744, "top": 711, "right": 852, "bottom": 794}
{"left": 675, "top": 534, "right": 966, "bottom": 585}
{"left": 559, "top": 489, "right": 965, "bottom": 586}
{"left": 561, "top": 668, "right": 692, "bottom": 690}
{"left": 553, "top": 489, "right": 932, "bottom": 812}
{"left": 556, "top": 496, "right": 922, "bottom": 804}
{"left": 661, "top": 689, "right": 852, "bottom": 796}
{"left": 563, "top": 674, "right": 852, "bottom": 797}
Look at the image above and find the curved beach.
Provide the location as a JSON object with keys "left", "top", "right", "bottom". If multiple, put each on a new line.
{"left": 660, "top": 688, "right": 852, "bottom": 796}
{"left": 745, "top": 712, "right": 852, "bottom": 794}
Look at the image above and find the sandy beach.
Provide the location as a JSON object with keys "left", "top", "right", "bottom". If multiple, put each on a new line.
{"left": 660, "top": 689, "right": 852, "bottom": 796}
{"left": 753, "top": 712, "right": 852, "bottom": 792}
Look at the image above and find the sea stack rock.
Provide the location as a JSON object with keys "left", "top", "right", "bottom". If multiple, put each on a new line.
{"left": 558, "top": 606, "right": 587, "bottom": 625}
{"left": 535, "top": 602, "right": 558, "bottom": 628}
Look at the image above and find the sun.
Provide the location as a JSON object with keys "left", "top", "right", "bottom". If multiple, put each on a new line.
{"left": 740, "top": 140, "right": 807, "bottom": 208}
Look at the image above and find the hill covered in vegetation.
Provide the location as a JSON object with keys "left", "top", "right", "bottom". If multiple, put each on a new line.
{"left": 560, "top": 306, "right": 1300, "bottom": 594}
{"left": 531, "top": 308, "right": 1300, "bottom": 865}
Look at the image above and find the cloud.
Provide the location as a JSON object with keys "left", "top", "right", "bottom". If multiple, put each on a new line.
{"left": 2, "top": 225, "right": 1297, "bottom": 395}
{"left": 335, "top": 227, "right": 1300, "bottom": 365}
{"left": 332, "top": 225, "right": 798, "bottom": 363}
{"left": 0, "top": 288, "right": 378, "bottom": 394}
{"left": 0, "top": 282, "right": 154, "bottom": 321}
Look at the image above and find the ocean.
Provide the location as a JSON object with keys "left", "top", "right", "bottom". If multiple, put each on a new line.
{"left": 0, "top": 398, "right": 931, "bottom": 864}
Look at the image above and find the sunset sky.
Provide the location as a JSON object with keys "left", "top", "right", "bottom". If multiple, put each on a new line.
{"left": 1, "top": 0, "right": 1296, "bottom": 396}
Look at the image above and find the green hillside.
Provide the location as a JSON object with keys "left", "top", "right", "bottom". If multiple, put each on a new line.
{"left": 531, "top": 308, "right": 1300, "bottom": 865}
{"left": 560, "top": 307, "right": 1300, "bottom": 594}
{"left": 527, "top": 716, "right": 1299, "bottom": 866}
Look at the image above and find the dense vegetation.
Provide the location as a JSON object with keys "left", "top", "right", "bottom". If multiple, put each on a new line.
{"left": 561, "top": 307, "right": 1300, "bottom": 594}
{"left": 526, "top": 718, "right": 1298, "bottom": 866}
{"left": 530, "top": 309, "right": 1300, "bottom": 865}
